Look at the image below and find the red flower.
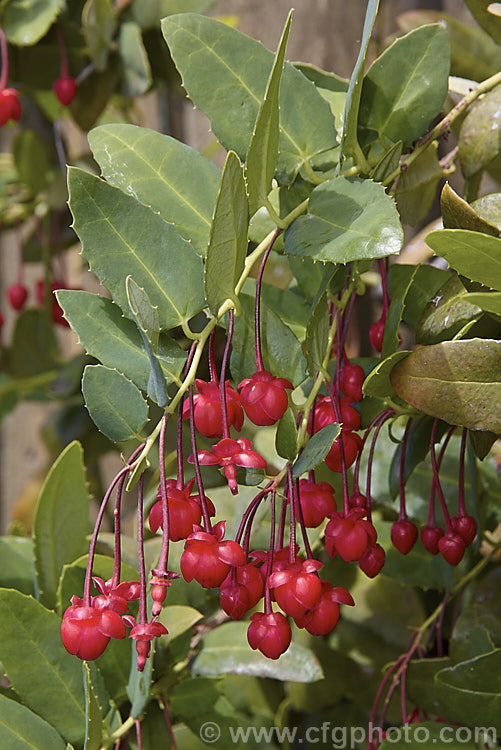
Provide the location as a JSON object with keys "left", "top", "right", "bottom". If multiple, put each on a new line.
{"left": 129, "top": 620, "right": 168, "bottom": 671}
{"left": 325, "top": 509, "right": 377, "bottom": 562}
{"left": 190, "top": 437, "right": 266, "bottom": 495}
{"left": 61, "top": 603, "right": 126, "bottom": 660}
{"left": 0, "top": 88, "right": 21, "bottom": 126}
{"left": 54, "top": 76, "right": 77, "bottom": 106}
{"left": 149, "top": 478, "right": 215, "bottom": 542}
{"left": 268, "top": 558, "right": 323, "bottom": 619}
{"left": 296, "top": 479, "right": 337, "bottom": 528}
{"left": 247, "top": 612, "right": 291, "bottom": 660}
{"left": 180, "top": 520, "right": 247, "bottom": 588}
{"left": 182, "top": 379, "right": 243, "bottom": 438}
{"left": 220, "top": 562, "right": 264, "bottom": 620}
{"left": 295, "top": 582, "right": 354, "bottom": 635}
{"left": 239, "top": 370, "right": 292, "bottom": 426}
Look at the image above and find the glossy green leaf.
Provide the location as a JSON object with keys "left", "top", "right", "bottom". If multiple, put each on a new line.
{"left": 425, "top": 229, "right": 501, "bottom": 291}
{"left": 464, "top": 0, "right": 501, "bottom": 45}
{"left": 339, "top": 0, "right": 380, "bottom": 168}
{"left": 9, "top": 309, "right": 58, "bottom": 377}
{"left": 157, "top": 605, "right": 203, "bottom": 641}
{"left": 82, "top": 365, "right": 148, "bottom": 442}
{"left": 127, "top": 641, "right": 153, "bottom": 719}
{"left": 126, "top": 276, "right": 167, "bottom": 407}
{"left": 459, "top": 85, "right": 501, "bottom": 179}
{"left": 397, "top": 10, "right": 501, "bottom": 82}
{"left": 192, "top": 621, "right": 323, "bottom": 682}
{"left": 295, "top": 62, "right": 348, "bottom": 92}
{"left": 0, "top": 693, "right": 67, "bottom": 750}
{"left": 363, "top": 350, "right": 419, "bottom": 413}
{"left": 390, "top": 339, "right": 501, "bottom": 432}
{"left": 450, "top": 604, "right": 498, "bottom": 663}
{"left": 380, "top": 721, "right": 477, "bottom": 750}
{"left": 118, "top": 22, "right": 151, "bottom": 97}
{"left": 359, "top": 25, "right": 449, "bottom": 149}
{"left": 243, "top": 279, "right": 310, "bottom": 338}
{"left": 0, "top": 589, "right": 86, "bottom": 745}
{"left": 170, "top": 678, "right": 220, "bottom": 720}
{"left": 382, "top": 264, "right": 418, "bottom": 358}
{"left": 472, "top": 192, "right": 501, "bottom": 230}
{"left": 371, "top": 141, "right": 402, "bottom": 183}
{"left": 395, "top": 142, "right": 444, "bottom": 225}
{"left": 305, "top": 290, "right": 329, "bottom": 375}
{"left": 441, "top": 183, "right": 499, "bottom": 236}
{"left": 230, "top": 294, "right": 307, "bottom": 387}
{"left": 462, "top": 291, "right": 501, "bottom": 315}
{"left": 0, "top": 537, "right": 34, "bottom": 595}
{"left": 83, "top": 663, "right": 104, "bottom": 750}
{"left": 82, "top": 0, "right": 117, "bottom": 70}
{"left": 288, "top": 256, "right": 327, "bottom": 299}
{"left": 2, "top": 0, "right": 64, "bottom": 44}
{"left": 57, "top": 290, "right": 186, "bottom": 393}
{"left": 69, "top": 66, "right": 120, "bottom": 132}
{"left": 416, "top": 275, "right": 482, "bottom": 345}
{"left": 68, "top": 167, "right": 205, "bottom": 328}
{"left": 33, "top": 441, "right": 90, "bottom": 609}
{"left": 389, "top": 264, "right": 451, "bottom": 332}
{"left": 275, "top": 407, "right": 298, "bottom": 461}
{"left": 292, "top": 423, "right": 341, "bottom": 478}
{"left": 205, "top": 151, "right": 248, "bottom": 315}
{"left": 89, "top": 124, "right": 220, "bottom": 257}
{"left": 13, "top": 130, "right": 49, "bottom": 194}
{"left": 161, "top": 13, "right": 337, "bottom": 182}
{"left": 245, "top": 11, "right": 292, "bottom": 214}
{"left": 285, "top": 177, "right": 403, "bottom": 263}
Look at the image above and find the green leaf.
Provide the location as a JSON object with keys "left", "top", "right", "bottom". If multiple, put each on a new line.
{"left": 191, "top": 621, "right": 323, "bottom": 682}
{"left": 157, "top": 605, "right": 203, "bottom": 641}
{"left": 170, "top": 678, "right": 220, "bottom": 720}
{"left": 292, "top": 423, "right": 341, "bottom": 478}
{"left": 0, "top": 693, "right": 67, "bottom": 750}
{"left": 205, "top": 151, "right": 248, "bottom": 315}
{"left": 230, "top": 294, "right": 307, "bottom": 387}
{"left": 245, "top": 11, "right": 292, "bottom": 214}
{"left": 294, "top": 62, "right": 348, "bottom": 93}
{"left": 68, "top": 167, "right": 205, "bottom": 329}
{"left": 33, "top": 441, "right": 90, "bottom": 609}
{"left": 2, "top": 0, "right": 64, "bottom": 45}
{"left": 380, "top": 721, "right": 477, "bottom": 750}
{"left": 13, "top": 130, "right": 50, "bottom": 194}
{"left": 57, "top": 290, "right": 186, "bottom": 393}
{"left": 69, "top": 66, "right": 120, "bottom": 132}
{"left": 359, "top": 24, "right": 450, "bottom": 148}
{"left": 462, "top": 291, "right": 501, "bottom": 315}
{"left": 127, "top": 641, "right": 153, "bottom": 719}
{"left": 161, "top": 13, "right": 337, "bottom": 182}
{"left": 118, "top": 22, "right": 152, "bottom": 97}
{"left": 285, "top": 177, "right": 403, "bottom": 263}
{"left": 275, "top": 407, "right": 298, "bottom": 461}
{"left": 0, "top": 537, "right": 34, "bottom": 595}
{"left": 9, "top": 309, "right": 58, "bottom": 377}
{"left": 89, "top": 124, "right": 220, "bottom": 257}
{"left": 83, "top": 663, "right": 104, "bottom": 750}
{"left": 464, "top": 0, "right": 501, "bottom": 44}
{"left": 416, "top": 275, "right": 482, "bottom": 345}
{"left": 339, "top": 0, "right": 380, "bottom": 168}
{"left": 305, "top": 290, "right": 329, "bottom": 375}
{"left": 441, "top": 183, "right": 500, "bottom": 236}
{"left": 82, "top": 0, "right": 117, "bottom": 71}
{"left": 459, "top": 84, "right": 501, "bottom": 179}
{"left": 0, "top": 589, "right": 86, "bottom": 745}
{"left": 388, "top": 417, "right": 446, "bottom": 499}
{"left": 472, "top": 192, "right": 501, "bottom": 230}
{"left": 390, "top": 339, "right": 501, "bottom": 432}
{"left": 390, "top": 264, "right": 451, "bottom": 333}
{"left": 450, "top": 605, "right": 497, "bottom": 663}
{"left": 382, "top": 264, "right": 418, "bottom": 358}
{"left": 82, "top": 365, "right": 148, "bottom": 442}
{"left": 125, "top": 276, "right": 167, "bottom": 407}
{"left": 425, "top": 229, "right": 501, "bottom": 291}
{"left": 395, "top": 142, "right": 444, "bottom": 225}
{"left": 371, "top": 140, "right": 402, "bottom": 183}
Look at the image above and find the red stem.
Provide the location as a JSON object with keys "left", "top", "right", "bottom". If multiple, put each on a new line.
{"left": 458, "top": 428, "right": 467, "bottom": 516}
{"left": 219, "top": 310, "right": 234, "bottom": 439}
{"left": 254, "top": 229, "right": 281, "bottom": 372}
{"left": 378, "top": 258, "right": 390, "bottom": 317}
{"left": 189, "top": 385, "right": 212, "bottom": 531}
{"left": 137, "top": 473, "right": 147, "bottom": 624}
{"left": 286, "top": 464, "right": 297, "bottom": 564}
{"left": 56, "top": 25, "right": 69, "bottom": 78}
{"left": 426, "top": 425, "right": 455, "bottom": 526}
{"left": 430, "top": 420, "right": 453, "bottom": 534}
{"left": 156, "top": 414, "right": 171, "bottom": 574}
{"left": 398, "top": 419, "right": 412, "bottom": 522}
{"left": 293, "top": 476, "right": 313, "bottom": 559}
{"left": 0, "top": 27, "right": 9, "bottom": 91}
{"left": 263, "top": 490, "right": 276, "bottom": 615}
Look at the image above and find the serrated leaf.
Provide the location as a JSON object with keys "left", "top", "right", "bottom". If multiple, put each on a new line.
{"left": 2, "top": 0, "right": 64, "bottom": 45}
{"left": 0, "top": 590, "right": 86, "bottom": 745}
{"left": 339, "top": 0, "right": 380, "bottom": 168}
{"left": 425, "top": 229, "right": 501, "bottom": 291}
{"left": 57, "top": 290, "right": 186, "bottom": 392}
{"left": 82, "top": 365, "right": 148, "bottom": 442}
{"left": 191, "top": 621, "right": 323, "bottom": 682}
{"left": 245, "top": 11, "right": 292, "bottom": 214}
{"left": 275, "top": 407, "right": 298, "bottom": 461}
{"left": 69, "top": 168, "right": 205, "bottom": 329}
{"left": 305, "top": 290, "right": 329, "bottom": 375}
{"left": 359, "top": 24, "right": 450, "bottom": 148}
{"left": 230, "top": 294, "right": 307, "bottom": 387}
{"left": 390, "top": 339, "right": 501, "bottom": 432}
{"left": 285, "top": 177, "right": 403, "bottom": 263}
{"left": 292, "top": 423, "right": 341, "bottom": 478}
{"left": 161, "top": 13, "right": 337, "bottom": 182}
{"left": 118, "top": 21, "right": 151, "bottom": 97}
{"left": 395, "top": 142, "right": 444, "bottom": 226}
{"left": 459, "top": 84, "right": 501, "bottom": 179}
{"left": 83, "top": 663, "right": 104, "bottom": 750}
{"left": 205, "top": 151, "right": 248, "bottom": 315}
{"left": 33, "top": 441, "right": 90, "bottom": 609}
{"left": 0, "top": 693, "right": 67, "bottom": 750}
{"left": 441, "top": 183, "right": 500, "bottom": 236}
{"left": 89, "top": 124, "right": 220, "bottom": 257}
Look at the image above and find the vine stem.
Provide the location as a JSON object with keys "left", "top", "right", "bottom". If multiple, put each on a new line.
{"left": 255, "top": 228, "right": 281, "bottom": 371}
{"left": 55, "top": 24, "right": 69, "bottom": 78}
{"left": 156, "top": 414, "right": 171, "bottom": 573}
{"left": 383, "top": 70, "right": 501, "bottom": 186}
